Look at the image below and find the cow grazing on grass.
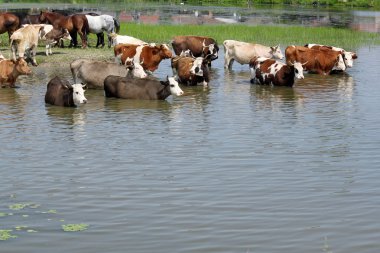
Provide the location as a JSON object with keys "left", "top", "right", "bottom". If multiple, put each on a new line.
{"left": 70, "top": 58, "right": 147, "bottom": 89}
{"left": 109, "top": 33, "right": 146, "bottom": 47}
{"left": 305, "top": 43, "right": 357, "bottom": 68}
{"left": 249, "top": 57, "right": 305, "bottom": 87}
{"left": 285, "top": 45, "right": 346, "bottom": 75}
{"left": 171, "top": 35, "right": 219, "bottom": 66}
{"left": 223, "top": 39, "right": 284, "bottom": 69}
{"left": 171, "top": 56, "right": 210, "bottom": 86}
{"left": 0, "top": 57, "right": 32, "bottom": 88}
{"left": 45, "top": 76, "right": 87, "bottom": 107}
{"left": 104, "top": 76, "right": 184, "bottom": 100}
{"left": 10, "top": 25, "right": 42, "bottom": 66}
{"left": 114, "top": 43, "right": 172, "bottom": 72}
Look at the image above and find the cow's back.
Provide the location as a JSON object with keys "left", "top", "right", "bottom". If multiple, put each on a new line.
{"left": 45, "top": 76, "right": 69, "bottom": 106}
{"left": 172, "top": 35, "right": 215, "bottom": 56}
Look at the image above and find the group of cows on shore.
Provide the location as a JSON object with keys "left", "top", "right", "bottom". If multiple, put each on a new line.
{"left": 0, "top": 11, "right": 358, "bottom": 107}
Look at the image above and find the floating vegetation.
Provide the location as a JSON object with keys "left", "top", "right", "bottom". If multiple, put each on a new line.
{"left": 15, "top": 226, "right": 28, "bottom": 231}
{"left": 0, "top": 229, "right": 18, "bottom": 241}
{"left": 8, "top": 203, "right": 39, "bottom": 211}
{"left": 0, "top": 212, "right": 7, "bottom": 217}
{"left": 62, "top": 224, "right": 89, "bottom": 232}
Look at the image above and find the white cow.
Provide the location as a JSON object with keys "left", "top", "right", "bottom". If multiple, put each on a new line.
{"left": 109, "top": 32, "right": 146, "bottom": 46}
{"left": 223, "top": 39, "right": 284, "bottom": 69}
{"left": 305, "top": 43, "right": 357, "bottom": 68}
{"left": 10, "top": 25, "right": 42, "bottom": 66}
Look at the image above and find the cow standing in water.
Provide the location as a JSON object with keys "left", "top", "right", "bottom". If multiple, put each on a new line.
{"left": 45, "top": 76, "right": 87, "bottom": 107}
{"left": 0, "top": 57, "right": 32, "bottom": 88}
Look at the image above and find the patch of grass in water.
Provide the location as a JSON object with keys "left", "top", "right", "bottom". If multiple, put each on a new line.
{"left": 0, "top": 229, "right": 18, "bottom": 241}
{"left": 62, "top": 223, "right": 89, "bottom": 232}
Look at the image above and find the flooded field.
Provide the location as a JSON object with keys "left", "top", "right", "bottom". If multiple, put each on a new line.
{"left": 1, "top": 3, "right": 380, "bottom": 253}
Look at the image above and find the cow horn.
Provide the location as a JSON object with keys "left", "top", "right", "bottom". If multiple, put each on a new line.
{"left": 202, "top": 39, "right": 206, "bottom": 47}
{"left": 302, "top": 61, "right": 308, "bottom": 66}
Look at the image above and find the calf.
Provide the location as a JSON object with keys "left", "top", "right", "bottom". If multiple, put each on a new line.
{"left": 249, "top": 57, "right": 304, "bottom": 87}
{"left": 223, "top": 39, "right": 283, "bottom": 69}
{"left": 115, "top": 43, "right": 172, "bottom": 72}
{"left": 39, "top": 25, "right": 72, "bottom": 55}
{"left": 70, "top": 58, "right": 147, "bottom": 89}
{"left": 171, "top": 56, "right": 210, "bottom": 86}
{"left": 171, "top": 35, "right": 219, "bottom": 66}
{"left": 45, "top": 76, "right": 87, "bottom": 107}
{"left": 10, "top": 25, "right": 42, "bottom": 66}
{"left": 0, "top": 57, "right": 32, "bottom": 88}
{"left": 285, "top": 45, "right": 346, "bottom": 75}
{"left": 104, "top": 76, "right": 183, "bottom": 100}
{"left": 305, "top": 43, "right": 357, "bottom": 68}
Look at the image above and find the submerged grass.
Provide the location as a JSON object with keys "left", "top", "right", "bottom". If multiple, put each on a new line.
{"left": 0, "top": 23, "right": 379, "bottom": 64}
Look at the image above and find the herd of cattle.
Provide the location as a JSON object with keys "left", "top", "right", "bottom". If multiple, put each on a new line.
{"left": 0, "top": 11, "right": 358, "bottom": 107}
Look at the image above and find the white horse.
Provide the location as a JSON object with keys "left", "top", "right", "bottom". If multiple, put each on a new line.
{"left": 85, "top": 14, "right": 120, "bottom": 48}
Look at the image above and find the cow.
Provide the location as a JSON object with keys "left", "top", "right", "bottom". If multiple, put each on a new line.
{"left": 285, "top": 45, "right": 346, "bottom": 75}
{"left": 305, "top": 43, "right": 357, "bottom": 68}
{"left": 70, "top": 58, "right": 147, "bottom": 89}
{"left": 104, "top": 75, "right": 184, "bottom": 100}
{"left": 109, "top": 32, "right": 146, "bottom": 46}
{"left": 0, "top": 57, "right": 32, "bottom": 88}
{"left": 115, "top": 43, "right": 172, "bottom": 72}
{"left": 45, "top": 76, "right": 87, "bottom": 107}
{"left": 249, "top": 57, "right": 305, "bottom": 87}
{"left": 223, "top": 40, "right": 284, "bottom": 69}
{"left": 171, "top": 35, "right": 219, "bottom": 66}
{"left": 171, "top": 56, "right": 210, "bottom": 86}
{"left": 10, "top": 25, "right": 42, "bottom": 66}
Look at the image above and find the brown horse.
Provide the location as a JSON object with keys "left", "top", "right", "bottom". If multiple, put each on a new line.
{"left": 0, "top": 13, "right": 21, "bottom": 42}
{"left": 39, "top": 11, "right": 88, "bottom": 48}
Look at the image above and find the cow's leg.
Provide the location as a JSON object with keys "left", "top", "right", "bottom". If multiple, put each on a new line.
{"left": 107, "top": 33, "right": 112, "bottom": 48}
{"left": 11, "top": 43, "right": 17, "bottom": 61}
{"left": 45, "top": 45, "right": 49, "bottom": 56}
{"left": 78, "top": 30, "right": 87, "bottom": 49}
{"left": 69, "top": 31, "right": 78, "bottom": 47}
{"left": 30, "top": 46, "right": 38, "bottom": 66}
{"left": 224, "top": 53, "right": 231, "bottom": 69}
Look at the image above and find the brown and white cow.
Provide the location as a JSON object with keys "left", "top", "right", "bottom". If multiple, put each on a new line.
{"left": 171, "top": 35, "right": 219, "bottom": 66}
{"left": 305, "top": 43, "right": 357, "bottom": 68}
{"left": 0, "top": 57, "right": 32, "bottom": 88}
{"left": 10, "top": 25, "right": 42, "bottom": 66}
{"left": 45, "top": 76, "right": 87, "bottom": 107}
{"left": 104, "top": 75, "right": 184, "bottom": 100}
{"left": 223, "top": 39, "right": 284, "bottom": 69}
{"left": 114, "top": 43, "right": 172, "bottom": 72}
{"left": 285, "top": 45, "right": 346, "bottom": 75}
{"left": 249, "top": 57, "right": 304, "bottom": 87}
{"left": 171, "top": 56, "right": 210, "bottom": 86}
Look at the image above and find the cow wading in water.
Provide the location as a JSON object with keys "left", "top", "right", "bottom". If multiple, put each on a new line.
{"left": 249, "top": 56, "right": 305, "bottom": 87}
{"left": 45, "top": 76, "right": 87, "bottom": 107}
{"left": 104, "top": 75, "right": 184, "bottom": 100}
{"left": 171, "top": 55, "right": 210, "bottom": 86}
{"left": 171, "top": 35, "right": 219, "bottom": 67}
{"left": 0, "top": 57, "right": 32, "bottom": 88}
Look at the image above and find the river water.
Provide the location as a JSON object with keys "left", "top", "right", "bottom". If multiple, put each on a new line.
{"left": 1, "top": 3, "right": 380, "bottom": 253}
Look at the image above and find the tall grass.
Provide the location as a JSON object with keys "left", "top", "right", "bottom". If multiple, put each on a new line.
{"left": 120, "top": 23, "right": 380, "bottom": 50}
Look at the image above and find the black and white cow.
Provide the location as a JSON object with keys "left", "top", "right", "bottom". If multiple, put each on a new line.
{"left": 249, "top": 57, "right": 305, "bottom": 87}
{"left": 104, "top": 75, "right": 183, "bottom": 100}
{"left": 45, "top": 76, "right": 87, "bottom": 107}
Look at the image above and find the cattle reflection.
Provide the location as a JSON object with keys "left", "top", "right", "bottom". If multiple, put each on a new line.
{"left": 45, "top": 105, "right": 86, "bottom": 127}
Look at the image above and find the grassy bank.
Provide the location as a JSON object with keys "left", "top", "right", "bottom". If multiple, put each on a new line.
{"left": 1, "top": 23, "right": 379, "bottom": 65}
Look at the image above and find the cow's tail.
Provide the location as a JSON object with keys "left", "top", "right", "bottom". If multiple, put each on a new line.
{"left": 113, "top": 18, "right": 120, "bottom": 34}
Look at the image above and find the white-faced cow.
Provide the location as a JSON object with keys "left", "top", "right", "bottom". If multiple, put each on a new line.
{"left": 104, "top": 75, "right": 184, "bottom": 100}
{"left": 249, "top": 57, "right": 305, "bottom": 87}
{"left": 223, "top": 39, "right": 284, "bottom": 69}
{"left": 70, "top": 58, "right": 147, "bottom": 89}
{"left": 305, "top": 43, "right": 357, "bottom": 68}
{"left": 0, "top": 57, "right": 32, "bottom": 88}
{"left": 171, "top": 35, "right": 219, "bottom": 66}
{"left": 171, "top": 56, "right": 210, "bottom": 86}
{"left": 114, "top": 43, "right": 172, "bottom": 72}
{"left": 45, "top": 76, "right": 87, "bottom": 107}
{"left": 10, "top": 25, "right": 42, "bottom": 66}
{"left": 109, "top": 33, "right": 146, "bottom": 47}
{"left": 285, "top": 45, "right": 346, "bottom": 75}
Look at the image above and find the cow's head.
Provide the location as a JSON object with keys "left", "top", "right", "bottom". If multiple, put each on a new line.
{"left": 61, "top": 28, "right": 72, "bottom": 41}
{"left": 69, "top": 83, "right": 87, "bottom": 106}
{"left": 15, "top": 58, "right": 32, "bottom": 75}
{"left": 334, "top": 54, "right": 347, "bottom": 71}
{"left": 290, "top": 61, "right": 305, "bottom": 80}
{"left": 202, "top": 40, "right": 218, "bottom": 60}
{"left": 162, "top": 76, "right": 184, "bottom": 97}
{"left": 190, "top": 57, "right": 206, "bottom": 77}
{"left": 270, "top": 45, "right": 284, "bottom": 60}
{"left": 124, "top": 57, "right": 147, "bottom": 78}
{"left": 156, "top": 44, "right": 173, "bottom": 59}
{"left": 342, "top": 51, "right": 357, "bottom": 68}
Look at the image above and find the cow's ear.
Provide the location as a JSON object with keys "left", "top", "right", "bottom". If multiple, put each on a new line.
{"left": 160, "top": 80, "right": 169, "bottom": 86}
{"left": 352, "top": 53, "right": 358, "bottom": 59}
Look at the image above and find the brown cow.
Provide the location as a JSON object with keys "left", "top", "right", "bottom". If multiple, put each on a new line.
{"left": 171, "top": 56, "right": 210, "bottom": 86}
{"left": 115, "top": 43, "right": 172, "bottom": 72}
{"left": 0, "top": 57, "right": 32, "bottom": 88}
{"left": 304, "top": 43, "right": 357, "bottom": 68}
{"left": 171, "top": 35, "right": 219, "bottom": 66}
{"left": 285, "top": 45, "right": 346, "bottom": 75}
{"left": 0, "top": 13, "right": 20, "bottom": 42}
